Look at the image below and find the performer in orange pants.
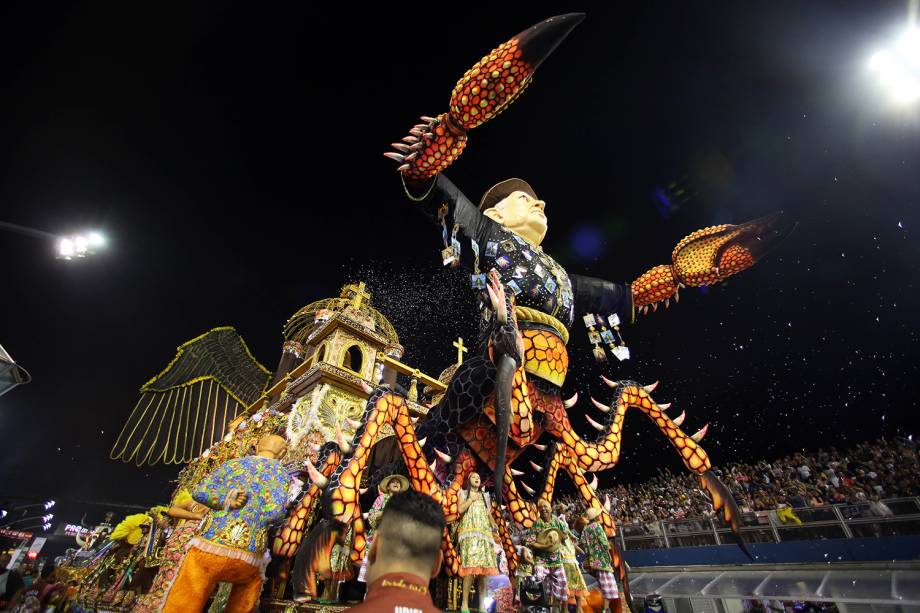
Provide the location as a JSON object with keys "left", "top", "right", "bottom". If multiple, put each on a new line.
{"left": 162, "top": 547, "right": 262, "bottom": 613}
{"left": 162, "top": 433, "right": 291, "bottom": 613}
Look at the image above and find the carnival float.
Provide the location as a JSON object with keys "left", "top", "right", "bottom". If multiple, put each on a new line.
{"left": 60, "top": 13, "right": 793, "bottom": 612}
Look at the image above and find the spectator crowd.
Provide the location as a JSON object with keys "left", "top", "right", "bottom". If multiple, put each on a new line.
{"left": 551, "top": 437, "right": 919, "bottom": 526}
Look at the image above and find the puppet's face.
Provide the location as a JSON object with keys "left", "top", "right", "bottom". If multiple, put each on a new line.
{"left": 485, "top": 191, "right": 547, "bottom": 246}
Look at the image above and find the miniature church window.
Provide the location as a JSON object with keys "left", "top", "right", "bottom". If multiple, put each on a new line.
{"left": 343, "top": 344, "right": 363, "bottom": 374}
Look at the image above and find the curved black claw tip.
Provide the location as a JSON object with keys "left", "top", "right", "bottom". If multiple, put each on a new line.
{"left": 699, "top": 471, "right": 753, "bottom": 560}
{"left": 515, "top": 13, "right": 586, "bottom": 70}
{"left": 736, "top": 210, "right": 798, "bottom": 261}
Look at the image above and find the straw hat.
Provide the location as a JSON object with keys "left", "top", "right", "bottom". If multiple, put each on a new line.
{"left": 533, "top": 527, "right": 564, "bottom": 553}
{"left": 584, "top": 507, "right": 603, "bottom": 522}
{"left": 378, "top": 474, "right": 410, "bottom": 495}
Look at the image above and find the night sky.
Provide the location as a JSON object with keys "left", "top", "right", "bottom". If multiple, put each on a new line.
{"left": 1, "top": 3, "right": 918, "bottom": 526}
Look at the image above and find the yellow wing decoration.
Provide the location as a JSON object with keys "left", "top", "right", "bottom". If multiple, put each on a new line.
{"left": 110, "top": 327, "right": 271, "bottom": 466}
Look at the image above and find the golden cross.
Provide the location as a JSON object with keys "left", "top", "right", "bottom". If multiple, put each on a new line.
{"left": 350, "top": 281, "right": 370, "bottom": 309}
{"left": 452, "top": 337, "right": 468, "bottom": 365}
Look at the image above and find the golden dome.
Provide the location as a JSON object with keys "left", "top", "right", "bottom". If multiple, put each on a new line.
{"left": 283, "top": 282, "right": 399, "bottom": 345}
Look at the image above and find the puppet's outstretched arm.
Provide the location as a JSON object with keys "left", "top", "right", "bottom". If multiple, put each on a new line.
{"left": 384, "top": 14, "right": 585, "bottom": 183}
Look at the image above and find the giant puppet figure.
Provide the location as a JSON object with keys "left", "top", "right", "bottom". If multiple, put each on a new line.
{"left": 287, "top": 13, "right": 792, "bottom": 602}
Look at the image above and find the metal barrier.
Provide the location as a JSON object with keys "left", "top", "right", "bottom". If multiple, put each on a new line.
{"left": 618, "top": 496, "right": 920, "bottom": 551}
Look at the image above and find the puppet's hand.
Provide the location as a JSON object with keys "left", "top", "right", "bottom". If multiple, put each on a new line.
{"left": 632, "top": 212, "right": 794, "bottom": 316}
{"left": 384, "top": 14, "right": 586, "bottom": 183}
{"left": 385, "top": 114, "right": 468, "bottom": 183}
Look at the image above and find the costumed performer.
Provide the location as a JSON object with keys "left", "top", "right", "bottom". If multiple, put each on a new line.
{"left": 455, "top": 472, "right": 499, "bottom": 613}
{"left": 513, "top": 543, "right": 534, "bottom": 606}
{"left": 358, "top": 474, "right": 409, "bottom": 583}
{"left": 162, "top": 433, "right": 291, "bottom": 613}
{"left": 525, "top": 500, "right": 569, "bottom": 612}
{"left": 101, "top": 507, "right": 168, "bottom": 607}
{"left": 134, "top": 490, "right": 208, "bottom": 612}
{"left": 580, "top": 507, "right": 621, "bottom": 613}
{"left": 559, "top": 512, "right": 588, "bottom": 612}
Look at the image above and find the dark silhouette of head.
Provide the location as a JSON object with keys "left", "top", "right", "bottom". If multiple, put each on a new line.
{"left": 366, "top": 489, "right": 446, "bottom": 584}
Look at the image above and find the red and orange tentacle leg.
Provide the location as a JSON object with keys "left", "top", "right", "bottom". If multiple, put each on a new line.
{"left": 542, "top": 383, "right": 711, "bottom": 475}
{"left": 274, "top": 450, "right": 341, "bottom": 557}
{"left": 536, "top": 445, "right": 567, "bottom": 508}
{"left": 539, "top": 388, "right": 625, "bottom": 473}
{"left": 624, "top": 385, "right": 711, "bottom": 474}
{"left": 443, "top": 448, "right": 478, "bottom": 522}
{"left": 389, "top": 394, "right": 465, "bottom": 575}
{"left": 500, "top": 466, "right": 539, "bottom": 528}
{"left": 490, "top": 500, "right": 518, "bottom": 574}
{"left": 326, "top": 393, "right": 408, "bottom": 526}
{"left": 348, "top": 515, "right": 367, "bottom": 567}
{"left": 483, "top": 366, "right": 536, "bottom": 446}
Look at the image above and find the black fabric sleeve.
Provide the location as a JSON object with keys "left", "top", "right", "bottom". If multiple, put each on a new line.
{"left": 571, "top": 274, "right": 635, "bottom": 325}
{"left": 401, "top": 174, "right": 492, "bottom": 243}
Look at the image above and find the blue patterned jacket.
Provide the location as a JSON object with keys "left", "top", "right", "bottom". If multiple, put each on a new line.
{"left": 193, "top": 455, "right": 290, "bottom": 556}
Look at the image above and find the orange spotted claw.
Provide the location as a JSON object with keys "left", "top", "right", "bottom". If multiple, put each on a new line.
{"left": 632, "top": 212, "right": 795, "bottom": 311}
{"left": 387, "top": 14, "right": 585, "bottom": 183}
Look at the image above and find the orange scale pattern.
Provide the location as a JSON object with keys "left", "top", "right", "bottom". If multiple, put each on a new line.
{"left": 632, "top": 264, "right": 678, "bottom": 308}
{"left": 450, "top": 39, "right": 532, "bottom": 130}
{"left": 273, "top": 450, "right": 341, "bottom": 558}
{"left": 483, "top": 366, "right": 538, "bottom": 447}
{"left": 521, "top": 329, "right": 568, "bottom": 387}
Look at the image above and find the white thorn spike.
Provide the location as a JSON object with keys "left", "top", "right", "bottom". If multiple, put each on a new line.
{"left": 529, "top": 460, "right": 544, "bottom": 472}
{"left": 674, "top": 288, "right": 680, "bottom": 303}
{"left": 590, "top": 396, "right": 612, "bottom": 413}
{"left": 359, "top": 487, "right": 368, "bottom": 496}
{"left": 672, "top": 411, "right": 686, "bottom": 426}
{"left": 652, "top": 303, "right": 658, "bottom": 312}
{"left": 305, "top": 458, "right": 328, "bottom": 489}
{"left": 585, "top": 414, "right": 605, "bottom": 432}
{"left": 600, "top": 375, "right": 618, "bottom": 388}
{"left": 309, "top": 443, "right": 322, "bottom": 453}
{"left": 430, "top": 458, "right": 438, "bottom": 473}
{"left": 657, "top": 402, "right": 672, "bottom": 411}
{"left": 434, "top": 448, "right": 452, "bottom": 464}
{"left": 691, "top": 423, "right": 709, "bottom": 443}
{"left": 665, "top": 298, "right": 670, "bottom": 308}
{"left": 510, "top": 468, "right": 525, "bottom": 477}
{"left": 345, "top": 418, "right": 362, "bottom": 430}
{"left": 532, "top": 443, "right": 547, "bottom": 451}
{"left": 411, "top": 416, "right": 419, "bottom": 424}
{"left": 335, "top": 424, "right": 352, "bottom": 454}
{"left": 519, "top": 481, "right": 536, "bottom": 496}
{"left": 418, "top": 437, "right": 427, "bottom": 448}
{"left": 359, "top": 380, "right": 374, "bottom": 394}
{"left": 604, "top": 493, "right": 612, "bottom": 513}
{"left": 563, "top": 392, "right": 579, "bottom": 409}
{"left": 589, "top": 473, "right": 599, "bottom": 491}
{"left": 643, "top": 381, "right": 659, "bottom": 393}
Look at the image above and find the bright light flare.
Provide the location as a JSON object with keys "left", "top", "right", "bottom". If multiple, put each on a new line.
{"left": 44, "top": 500, "right": 56, "bottom": 509}
{"left": 868, "top": 27, "right": 920, "bottom": 105}
{"left": 56, "top": 232, "right": 106, "bottom": 260}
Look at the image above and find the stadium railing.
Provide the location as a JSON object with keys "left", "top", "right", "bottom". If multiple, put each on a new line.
{"left": 618, "top": 496, "right": 920, "bottom": 551}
